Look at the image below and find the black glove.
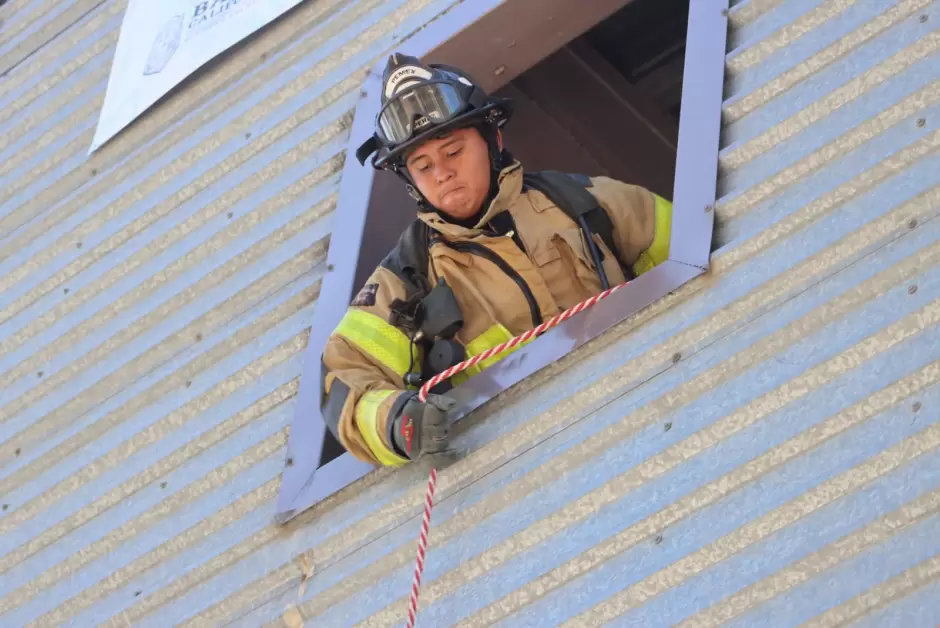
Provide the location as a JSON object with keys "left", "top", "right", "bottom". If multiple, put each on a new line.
{"left": 389, "top": 393, "right": 456, "bottom": 460}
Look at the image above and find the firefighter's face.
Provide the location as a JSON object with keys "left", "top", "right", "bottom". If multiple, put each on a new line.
{"left": 405, "top": 127, "right": 497, "bottom": 220}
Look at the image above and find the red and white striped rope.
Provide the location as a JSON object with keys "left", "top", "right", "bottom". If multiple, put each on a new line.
{"left": 406, "top": 467, "right": 437, "bottom": 628}
{"left": 405, "top": 280, "right": 626, "bottom": 626}
{"left": 418, "top": 281, "right": 625, "bottom": 403}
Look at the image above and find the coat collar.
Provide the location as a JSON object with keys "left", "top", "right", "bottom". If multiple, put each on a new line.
{"left": 417, "top": 161, "right": 524, "bottom": 238}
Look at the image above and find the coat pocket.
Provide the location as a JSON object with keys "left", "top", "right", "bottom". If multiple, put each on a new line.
{"left": 554, "top": 229, "right": 596, "bottom": 268}
{"left": 529, "top": 237, "right": 562, "bottom": 267}
{"left": 558, "top": 230, "right": 627, "bottom": 287}
{"left": 550, "top": 229, "right": 599, "bottom": 301}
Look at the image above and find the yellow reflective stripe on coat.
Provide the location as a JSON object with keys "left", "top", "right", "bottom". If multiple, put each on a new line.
{"left": 335, "top": 309, "right": 419, "bottom": 379}
{"left": 452, "top": 324, "right": 531, "bottom": 385}
{"left": 355, "top": 390, "right": 409, "bottom": 467}
{"left": 633, "top": 193, "right": 673, "bottom": 276}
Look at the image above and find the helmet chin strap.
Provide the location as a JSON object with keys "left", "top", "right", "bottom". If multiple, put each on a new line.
{"left": 477, "top": 121, "right": 505, "bottom": 170}
{"left": 478, "top": 121, "right": 515, "bottom": 211}
{"left": 389, "top": 165, "right": 431, "bottom": 209}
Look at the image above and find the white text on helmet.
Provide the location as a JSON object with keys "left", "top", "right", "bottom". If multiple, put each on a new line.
{"left": 385, "top": 66, "right": 433, "bottom": 99}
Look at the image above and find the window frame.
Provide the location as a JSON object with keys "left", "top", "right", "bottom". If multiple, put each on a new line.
{"left": 275, "top": 0, "right": 729, "bottom": 524}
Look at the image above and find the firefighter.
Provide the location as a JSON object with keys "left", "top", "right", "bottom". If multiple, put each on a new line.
{"left": 321, "top": 53, "right": 673, "bottom": 466}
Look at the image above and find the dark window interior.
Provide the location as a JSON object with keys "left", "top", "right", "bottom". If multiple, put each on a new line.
{"left": 494, "top": 0, "right": 689, "bottom": 201}
{"left": 583, "top": 0, "right": 690, "bottom": 121}
{"left": 319, "top": 0, "right": 691, "bottom": 469}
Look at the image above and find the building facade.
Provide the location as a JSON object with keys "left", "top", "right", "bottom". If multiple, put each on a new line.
{"left": 1, "top": 0, "right": 937, "bottom": 625}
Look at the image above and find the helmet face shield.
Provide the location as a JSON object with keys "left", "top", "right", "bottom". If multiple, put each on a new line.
{"left": 356, "top": 54, "right": 514, "bottom": 169}
{"left": 377, "top": 81, "right": 469, "bottom": 146}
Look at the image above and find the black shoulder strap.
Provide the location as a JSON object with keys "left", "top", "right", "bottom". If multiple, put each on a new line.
{"left": 522, "top": 171, "right": 619, "bottom": 264}
{"left": 380, "top": 219, "right": 433, "bottom": 297}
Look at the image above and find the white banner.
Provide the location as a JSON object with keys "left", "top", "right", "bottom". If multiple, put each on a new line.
{"left": 90, "top": 0, "right": 306, "bottom": 153}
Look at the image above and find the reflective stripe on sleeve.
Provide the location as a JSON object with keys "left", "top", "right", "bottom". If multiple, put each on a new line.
{"left": 355, "top": 390, "right": 409, "bottom": 467}
{"left": 633, "top": 193, "right": 673, "bottom": 276}
{"left": 452, "top": 323, "right": 532, "bottom": 385}
{"left": 335, "top": 309, "right": 419, "bottom": 380}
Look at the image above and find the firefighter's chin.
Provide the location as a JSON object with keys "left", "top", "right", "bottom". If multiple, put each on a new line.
{"left": 436, "top": 187, "right": 478, "bottom": 219}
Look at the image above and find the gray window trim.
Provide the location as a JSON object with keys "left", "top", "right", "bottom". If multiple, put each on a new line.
{"left": 274, "top": 0, "right": 729, "bottom": 525}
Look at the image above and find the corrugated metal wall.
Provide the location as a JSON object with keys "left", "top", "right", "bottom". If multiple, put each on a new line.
{"left": 0, "top": 0, "right": 466, "bottom": 626}
{"left": 2, "top": 0, "right": 938, "bottom": 626}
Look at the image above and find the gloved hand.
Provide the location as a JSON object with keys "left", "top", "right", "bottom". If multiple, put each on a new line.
{"left": 389, "top": 393, "right": 456, "bottom": 460}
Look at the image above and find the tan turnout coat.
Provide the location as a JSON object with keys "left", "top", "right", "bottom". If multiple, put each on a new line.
{"left": 322, "top": 161, "right": 672, "bottom": 465}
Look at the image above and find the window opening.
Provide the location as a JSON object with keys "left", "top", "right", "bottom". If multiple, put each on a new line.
{"left": 276, "top": 0, "right": 726, "bottom": 524}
